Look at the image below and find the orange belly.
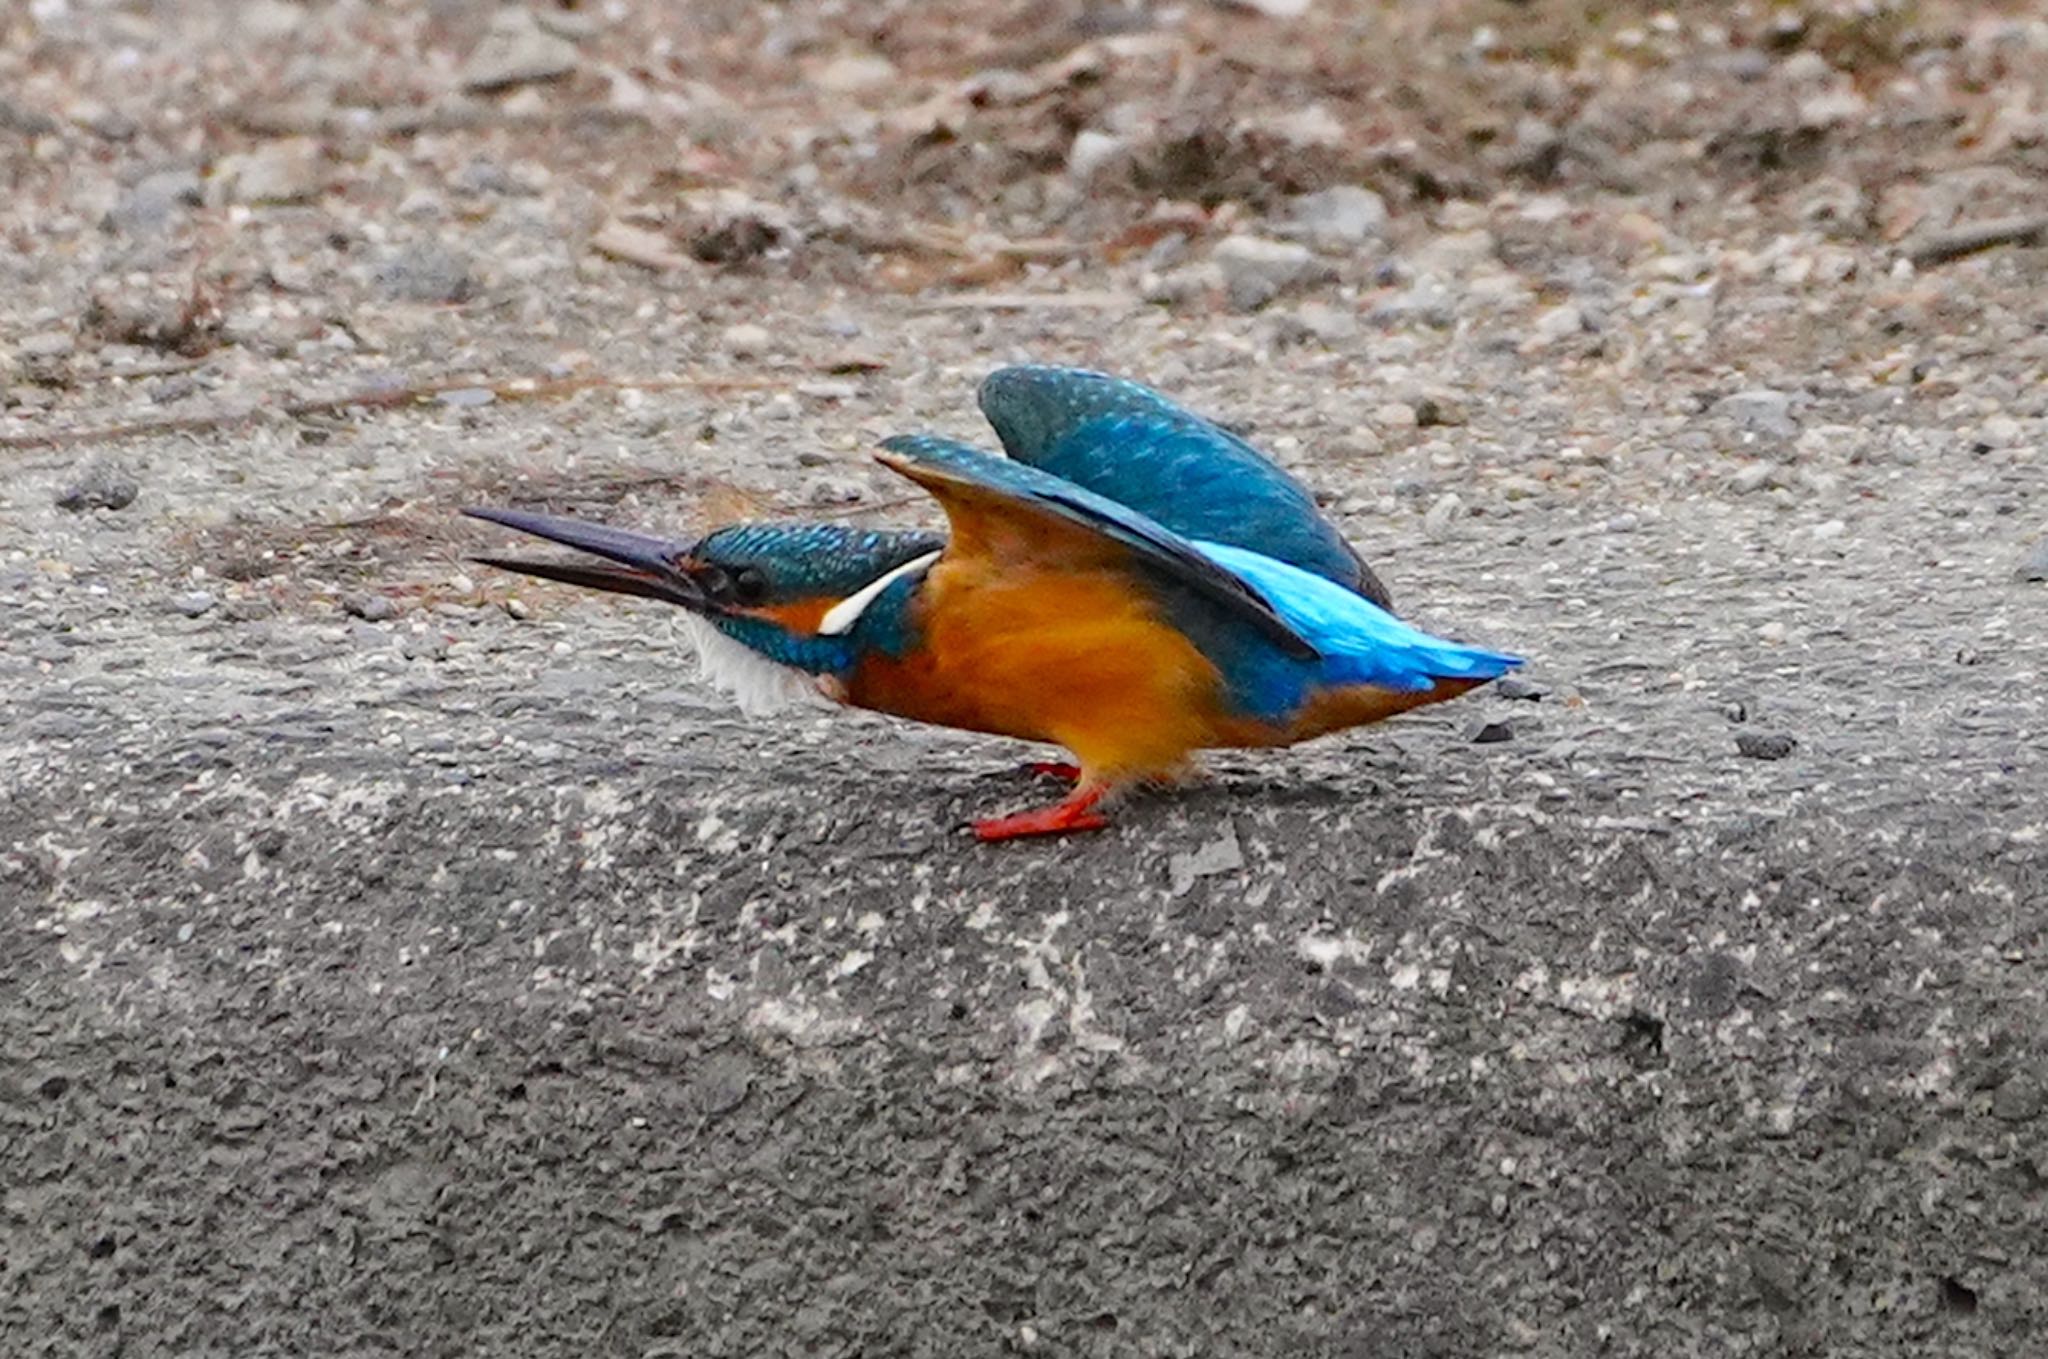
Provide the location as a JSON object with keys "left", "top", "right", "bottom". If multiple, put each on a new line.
{"left": 842, "top": 560, "right": 1483, "bottom": 778}
{"left": 844, "top": 562, "right": 1227, "bottom": 782}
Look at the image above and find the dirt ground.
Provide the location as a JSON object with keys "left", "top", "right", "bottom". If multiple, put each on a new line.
{"left": 4, "top": 2, "right": 2048, "bottom": 1356}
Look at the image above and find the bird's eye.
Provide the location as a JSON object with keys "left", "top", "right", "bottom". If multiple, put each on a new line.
{"left": 731, "top": 566, "right": 770, "bottom": 607}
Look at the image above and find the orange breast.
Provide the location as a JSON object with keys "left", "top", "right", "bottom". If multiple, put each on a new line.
{"left": 844, "top": 558, "right": 1230, "bottom": 782}
{"left": 843, "top": 559, "right": 1487, "bottom": 773}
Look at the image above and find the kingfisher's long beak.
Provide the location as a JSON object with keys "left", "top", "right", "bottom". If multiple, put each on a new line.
{"left": 463, "top": 507, "right": 704, "bottom": 608}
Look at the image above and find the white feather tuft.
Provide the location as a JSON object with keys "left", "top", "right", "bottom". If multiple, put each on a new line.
{"left": 674, "top": 616, "right": 833, "bottom": 717}
{"left": 818, "top": 550, "right": 941, "bottom": 635}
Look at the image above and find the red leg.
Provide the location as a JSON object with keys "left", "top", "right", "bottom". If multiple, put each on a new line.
{"left": 973, "top": 783, "right": 1110, "bottom": 842}
{"left": 1023, "top": 760, "right": 1082, "bottom": 782}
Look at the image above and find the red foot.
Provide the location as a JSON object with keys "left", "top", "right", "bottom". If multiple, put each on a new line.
{"left": 973, "top": 784, "right": 1110, "bottom": 842}
{"left": 1024, "top": 760, "right": 1083, "bottom": 783}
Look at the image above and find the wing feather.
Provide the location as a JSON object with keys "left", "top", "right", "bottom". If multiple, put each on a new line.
{"left": 874, "top": 434, "right": 1320, "bottom": 662}
{"left": 976, "top": 365, "right": 1393, "bottom": 608}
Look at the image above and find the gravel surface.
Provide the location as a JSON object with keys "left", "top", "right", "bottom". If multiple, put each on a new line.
{"left": 5, "top": 3, "right": 2047, "bottom": 1356}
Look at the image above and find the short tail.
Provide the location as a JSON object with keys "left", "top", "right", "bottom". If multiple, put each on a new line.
{"left": 1193, "top": 538, "right": 1523, "bottom": 694}
{"left": 1394, "top": 636, "right": 1521, "bottom": 683}
{"left": 1320, "top": 634, "right": 1519, "bottom": 693}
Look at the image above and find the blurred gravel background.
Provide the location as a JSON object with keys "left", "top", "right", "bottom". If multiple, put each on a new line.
{"left": 4, "top": 2, "right": 2047, "bottom": 1356}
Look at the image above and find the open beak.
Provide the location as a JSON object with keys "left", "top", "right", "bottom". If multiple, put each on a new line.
{"left": 463, "top": 507, "right": 704, "bottom": 608}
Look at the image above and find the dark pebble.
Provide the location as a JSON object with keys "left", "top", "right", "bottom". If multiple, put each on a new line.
{"left": 1494, "top": 677, "right": 1547, "bottom": 702}
{"left": 1736, "top": 733, "right": 1798, "bottom": 761}
{"left": 55, "top": 462, "right": 140, "bottom": 513}
{"left": 1469, "top": 720, "right": 1516, "bottom": 745}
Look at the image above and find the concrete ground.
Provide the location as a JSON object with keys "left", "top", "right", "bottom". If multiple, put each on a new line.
{"left": 5, "top": 3, "right": 2048, "bottom": 1356}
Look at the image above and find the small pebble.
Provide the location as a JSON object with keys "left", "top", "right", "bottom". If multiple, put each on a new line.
{"left": 1212, "top": 233, "right": 1332, "bottom": 312}
{"left": 722, "top": 322, "right": 772, "bottom": 357}
{"left": 227, "top": 136, "right": 323, "bottom": 204}
{"left": 169, "top": 590, "right": 217, "bottom": 618}
{"left": 375, "top": 243, "right": 477, "bottom": 304}
{"left": 460, "top": 7, "right": 579, "bottom": 92}
{"left": 1730, "top": 463, "right": 1776, "bottom": 494}
{"left": 1287, "top": 184, "right": 1389, "bottom": 247}
{"left": 1328, "top": 429, "right": 1384, "bottom": 459}
{"left": 1992, "top": 1076, "right": 2043, "bottom": 1123}
{"left": 2015, "top": 541, "right": 2048, "bottom": 583}
{"left": 1469, "top": 720, "right": 1516, "bottom": 744}
{"left": 400, "top": 632, "right": 450, "bottom": 661}
{"left": 1710, "top": 388, "right": 1799, "bottom": 440}
{"left": 1067, "top": 130, "right": 1128, "bottom": 181}
{"left": 1529, "top": 304, "right": 1586, "bottom": 346}
{"left": 1494, "top": 677, "right": 1547, "bottom": 702}
{"left": 55, "top": 461, "right": 140, "bottom": 512}
{"left": 1736, "top": 733, "right": 1798, "bottom": 761}
{"left": 343, "top": 594, "right": 399, "bottom": 622}
{"left": 1977, "top": 415, "right": 2023, "bottom": 450}
{"left": 796, "top": 380, "right": 859, "bottom": 402}
{"left": 811, "top": 50, "right": 897, "bottom": 94}
{"left": 1275, "top": 301, "right": 1358, "bottom": 347}
{"left": 804, "top": 474, "right": 867, "bottom": 506}
{"left": 19, "top": 330, "right": 76, "bottom": 359}
{"left": 103, "top": 168, "right": 202, "bottom": 236}
{"left": 1408, "top": 390, "right": 1469, "bottom": 428}
{"left": 397, "top": 189, "right": 445, "bottom": 221}
{"left": 1423, "top": 491, "right": 1463, "bottom": 540}
{"left": 504, "top": 598, "right": 533, "bottom": 621}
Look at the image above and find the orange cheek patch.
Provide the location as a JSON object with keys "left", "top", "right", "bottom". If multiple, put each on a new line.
{"left": 741, "top": 597, "right": 836, "bottom": 635}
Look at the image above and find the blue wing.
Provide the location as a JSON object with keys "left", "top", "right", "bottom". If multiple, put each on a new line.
{"left": 1193, "top": 542, "right": 1520, "bottom": 695}
{"left": 977, "top": 365, "right": 1394, "bottom": 609}
{"left": 874, "top": 434, "right": 1321, "bottom": 661}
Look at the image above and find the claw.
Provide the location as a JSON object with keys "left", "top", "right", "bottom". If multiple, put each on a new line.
{"left": 973, "top": 784, "right": 1109, "bottom": 842}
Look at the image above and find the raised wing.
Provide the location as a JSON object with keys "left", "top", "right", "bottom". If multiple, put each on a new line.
{"left": 976, "top": 365, "right": 1393, "bottom": 609}
{"left": 874, "top": 434, "right": 1320, "bottom": 662}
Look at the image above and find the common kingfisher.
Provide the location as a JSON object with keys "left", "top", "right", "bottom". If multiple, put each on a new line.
{"left": 466, "top": 365, "right": 1521, "bottom": 841}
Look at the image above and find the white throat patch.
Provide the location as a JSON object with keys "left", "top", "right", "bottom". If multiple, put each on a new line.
{"left": 670, "top": 550, "right": 939, "bottom": 718}
{"left": 674, "top": 615, "right": 832, "bottom": 717}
